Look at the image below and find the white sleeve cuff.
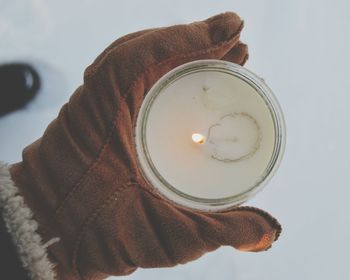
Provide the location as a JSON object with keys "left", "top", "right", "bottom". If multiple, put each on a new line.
{"left": 0, "top": 161, "right": 58, "bottom": 280}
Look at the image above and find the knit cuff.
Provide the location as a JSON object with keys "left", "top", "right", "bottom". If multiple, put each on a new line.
{"left": 0, "top": 161, "right": 58, "bottom": 280}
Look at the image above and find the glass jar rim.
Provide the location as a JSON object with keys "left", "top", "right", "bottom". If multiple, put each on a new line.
{"left": 135, "top": 59, "right": 286, "bottom": 212}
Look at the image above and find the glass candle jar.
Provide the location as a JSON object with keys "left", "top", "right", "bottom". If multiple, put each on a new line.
{"left": 135, "top": 60, "right": 286, "bottom": 211}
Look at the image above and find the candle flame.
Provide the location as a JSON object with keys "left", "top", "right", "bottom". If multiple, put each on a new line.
{"left": 192, "top": 133, "right": 206, "bottom": 144}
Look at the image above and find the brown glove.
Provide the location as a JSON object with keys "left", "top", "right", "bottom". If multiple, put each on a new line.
{"left": 4, "top": 12, "right": 281, "bottom": 280}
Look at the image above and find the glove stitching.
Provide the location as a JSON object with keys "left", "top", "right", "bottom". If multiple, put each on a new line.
{"left": 71, "top": 182, "right": 136, "bottom": 279}
{"left": 54, "top": 134, "right": 113, "bottom": 216}
{"left": 137, "top": 189, "right": 177, "bottom": 265}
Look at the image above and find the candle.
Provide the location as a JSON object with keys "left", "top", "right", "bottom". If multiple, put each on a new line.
{"left": 136, "top": 60, "right": 285, "bottom": 211}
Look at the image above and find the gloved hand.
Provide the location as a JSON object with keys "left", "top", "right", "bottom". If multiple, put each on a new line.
{"left": 4, "top": 12, "right": 281, "bottom": 280}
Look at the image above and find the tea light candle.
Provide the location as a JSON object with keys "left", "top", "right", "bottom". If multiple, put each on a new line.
{"left": 136, "top": 60, "right": 285, "bottom": 211}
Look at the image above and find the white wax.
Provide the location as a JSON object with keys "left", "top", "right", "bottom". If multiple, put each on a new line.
{"left": 145, "top": 70, "right": 275, "bottom": 199}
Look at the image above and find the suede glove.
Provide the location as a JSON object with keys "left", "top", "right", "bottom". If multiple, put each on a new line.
{"left": 5, "top": 12, "right": 281, "bottom": 280}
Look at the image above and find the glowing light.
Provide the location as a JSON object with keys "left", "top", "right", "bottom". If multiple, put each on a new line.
{"left": 192, "top": 133, "right": 206, "bottom": 144}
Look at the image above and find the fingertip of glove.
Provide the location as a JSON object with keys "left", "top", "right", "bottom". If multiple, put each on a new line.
{"left": 237, "top": 228, "right": 280, "bottom": 253}
{"left": 232, "top": 206, "right": 282, "bottom": 252}
{"left": 222, "top": 42, "right": 249, "bottom": 65}
{"left": 247, "top": 232, "right": 277, "bottom": 252}
{"left": 204, "top": 12, "right": 244, "bottom": 45}
{"left": 204, "top": 12, "right": 242, "bottom": 25}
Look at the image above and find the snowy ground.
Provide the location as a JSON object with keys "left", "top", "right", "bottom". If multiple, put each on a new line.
{"left": 1, "top": 0, "right": 350, "bottom": 279}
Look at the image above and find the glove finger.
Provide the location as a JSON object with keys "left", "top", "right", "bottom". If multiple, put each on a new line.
{"left": 204, "top": 206, "right": 281, "bottom": 252}
{"left": 177, "top": 204, "right": 281, "bottom": 254}
{"left": 118, "top": 188, "right": 281, "bottom": 269}
{"left": 85, "top": 12, "right": 244, "bottom": 116}
{"left": 222, "top": 41, "right": 249, "bottom": 66}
